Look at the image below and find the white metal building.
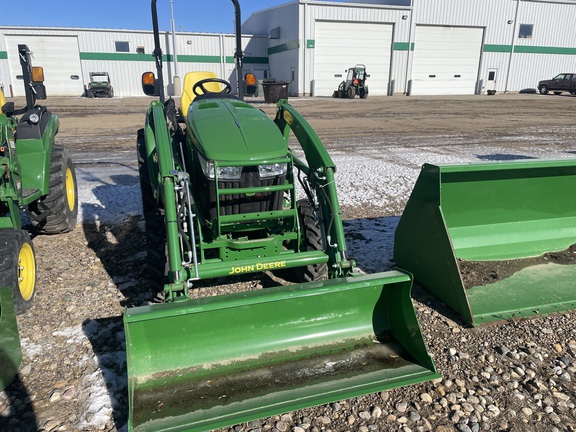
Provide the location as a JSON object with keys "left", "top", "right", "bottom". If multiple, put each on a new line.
{"left": 243, "top": 0, "right": 576, "bottom": 96}
{"left": 0, "top": 27, "right": 268, "bottom": 98}
{"left": 1, "top": 0, "right": 576, "bottom": 98}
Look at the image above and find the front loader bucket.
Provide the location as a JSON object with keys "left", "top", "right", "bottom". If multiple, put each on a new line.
{"left": 394, "top": 160, "right": 576, "bottom": 326}
{"left": 125, "top": 271, "right": 439, "bottom": 432}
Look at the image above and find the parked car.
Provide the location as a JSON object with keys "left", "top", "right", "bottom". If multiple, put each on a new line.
{"left": 538, "top": 73, "right": 576, "bottom": 95}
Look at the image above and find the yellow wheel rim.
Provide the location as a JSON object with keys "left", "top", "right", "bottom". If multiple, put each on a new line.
{"left": 66, "top": 167, "right": 76, "bottom": 212}
{"left": 18, "top": 242, "right": 36, "bottom": 301}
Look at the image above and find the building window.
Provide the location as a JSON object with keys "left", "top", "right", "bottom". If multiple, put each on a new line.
{"left": 115, "top": 41, "right": 130, "bottom": 52}
{"left": 136, "top": 46, "right": 145, "bottom": 54}
{"left": 518, "top": 24, "right": 533, "bottom": 39}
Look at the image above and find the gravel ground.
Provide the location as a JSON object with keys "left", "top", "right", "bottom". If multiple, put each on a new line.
{"left": 1, "top": 94, "right": 575, "bottom": 432}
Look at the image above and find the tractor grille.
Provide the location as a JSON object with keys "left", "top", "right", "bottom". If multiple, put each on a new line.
{"left": 206, "top": 166, "right": 285, "bottom": 220}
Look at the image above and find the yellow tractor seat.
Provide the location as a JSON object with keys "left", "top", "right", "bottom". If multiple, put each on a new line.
{"left": 0, "top": 88, "right": 6, "bottom": 112}
{"left": 180, "top": 71, "right": 222, "bottom": 115}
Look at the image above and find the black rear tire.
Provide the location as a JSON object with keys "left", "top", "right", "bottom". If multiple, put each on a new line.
{"left": 28, "top": 146, "right": 78, "bottom": 234}
{"left": 0, "top": 230, "right": 36, "bottom": 314}
{"left": 292, "top": 199, "right": 328, "bottom": 282}
{"left": 137, "top": 129, "right": 168, "bottom": 291}
{"left": 539, "top": 85, "right": 548, "bottom": 95}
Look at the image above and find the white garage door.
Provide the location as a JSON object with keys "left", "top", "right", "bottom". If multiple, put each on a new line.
{"left": 314, "top": 21, "right": 393, "bottom": 97}
{"left": 6, "top": 35, "right": 84, "bottom": 97}
{"left": 410, "top": 26, "right": 483, "bottom": 96}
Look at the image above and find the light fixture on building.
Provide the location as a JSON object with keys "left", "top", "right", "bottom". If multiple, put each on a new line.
{"left": 187, "top": 40, "right": 192, "bottom": 45}
{"left": 402, "top": 15, "right": 408, "bottom": 20}
{"left": 507, "top": 20, "right": 514, "bottom": 24}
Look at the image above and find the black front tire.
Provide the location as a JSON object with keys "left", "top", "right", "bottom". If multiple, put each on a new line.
{"left": 0, "top": 230, "right": 36, "bottom": 314}
{"left": 28, "top": 146, "right": 78, "bottom": 234}
{"left": 292, "top": 199, "right": 328, "bottom": 282}
{"left": 137, "top": 129, "right": 168, "bottom": 290}
{"left": 347, "top": 86, "right": 356, "bottom": 99}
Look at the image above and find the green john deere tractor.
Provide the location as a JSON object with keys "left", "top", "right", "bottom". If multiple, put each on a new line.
{"left": 123, "top": 1, "right": 438, "bottom": 431}
{"left": 333, "top": 64, "right": 369, "bottom": 99}
{"left": 0, "top": 45, "right": 78, "bottom": 389}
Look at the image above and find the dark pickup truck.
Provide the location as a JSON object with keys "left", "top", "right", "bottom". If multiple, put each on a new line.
{"left": 538, "top": 73, "right": 576, "bottom": 95}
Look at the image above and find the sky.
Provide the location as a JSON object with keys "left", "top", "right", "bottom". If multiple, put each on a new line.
{"left": 1, "top": 0, "right": 290, "bottom": 34}
{"left": 2, "top": 1, "right": 411, "bottom": 34}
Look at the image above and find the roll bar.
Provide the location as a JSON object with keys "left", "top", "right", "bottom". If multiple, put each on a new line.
{"left": 150, "top": 0, "right": 244, "bottom": 102}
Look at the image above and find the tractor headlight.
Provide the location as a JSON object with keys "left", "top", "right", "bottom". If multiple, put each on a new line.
{"left": 199, "top": 154, "right": 242, "bottom": 180}
{"left": 259, "top": 163, "right": 287, "bottom": 178}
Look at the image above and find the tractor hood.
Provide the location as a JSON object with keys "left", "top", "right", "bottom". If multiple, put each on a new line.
{"left": 186, "top": 98, "right": 287, "bottom": 162}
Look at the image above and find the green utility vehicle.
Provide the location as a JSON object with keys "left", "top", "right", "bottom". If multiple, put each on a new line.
{"left": 123, "top": 1, "right": 438, "bottom": 431}
{"left": 85, "top": 71, "right": 114, "bottom": 98}
{"left": 333, "top": 64, "right": 369, "bottom": 99}
{"left": 0, "top": 44, "right": 78, "bottom": 389}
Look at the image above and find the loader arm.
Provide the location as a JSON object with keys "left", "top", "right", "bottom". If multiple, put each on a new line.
{"left": 274, "top": 100, "right": 353, "bottom": 276}
{"left": 143, "top": 100, "right": 189, "bottom": 298}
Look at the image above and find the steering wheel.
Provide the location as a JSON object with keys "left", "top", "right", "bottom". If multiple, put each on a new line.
{"left": 192, "top": 78, "right": 232, "bottom": 97}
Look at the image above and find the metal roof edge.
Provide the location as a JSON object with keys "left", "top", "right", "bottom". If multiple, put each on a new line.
{"left": 0, "top": 25, "right": 265, "bottom": 38}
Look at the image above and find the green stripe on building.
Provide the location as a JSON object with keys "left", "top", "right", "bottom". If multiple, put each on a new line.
{"left": 514, "top": 45, "right": 576, "bottom": 55}
{"left": 484, "top": 44, "right": 576, "bottom": 55}
{"left": 79, "top": 52, "right": 267, "bottom": 64}
{"left": 483, "top": 44, "right": 512, "bottom": 53}
{"left": 0, "top": 51, "right": 7, "bottom": 60}
{"left": 268, "top": 40, "right": 299, "bottom": 55}
{"left": 393, "top": 42, "right": 414, "bottom": 51}
{"left": 80, "top": 52, "right": 157, "bottom": 61}
{"left": 177, "top": 55, "right": 221, "bottom": 63}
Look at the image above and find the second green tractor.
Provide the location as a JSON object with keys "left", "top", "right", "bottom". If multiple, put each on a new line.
{"left": 0, "top": 44, "right": 78, "bottom": 390}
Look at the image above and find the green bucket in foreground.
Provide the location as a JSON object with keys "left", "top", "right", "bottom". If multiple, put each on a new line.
{"left": 0, "top": 286, "right": 22, "bottom": 390}
{"left": 124, "top": 271, "right": 439, "bottom": 432}
{"left": 394, "top": 160, "right": 576, "bottom": 326}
